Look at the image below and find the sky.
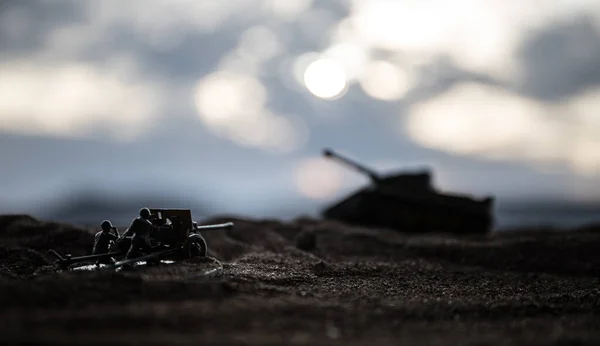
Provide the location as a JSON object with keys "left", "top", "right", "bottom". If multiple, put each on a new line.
{"left": 1, "top": 0, "right": 600, "bottom": 229}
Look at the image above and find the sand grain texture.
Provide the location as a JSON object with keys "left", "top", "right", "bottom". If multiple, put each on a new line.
{"left": 0, "top": 215, "right": 599, "bottom": 345}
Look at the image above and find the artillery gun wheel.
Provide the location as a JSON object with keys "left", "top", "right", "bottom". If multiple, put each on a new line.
{"left": 183, "top": 233, "right": 208, "bottom": 258}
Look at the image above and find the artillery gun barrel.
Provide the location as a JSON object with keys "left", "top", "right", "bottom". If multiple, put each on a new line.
{"left": 194, "top": 222, "right": 234, "bottom": 231}
{"left": 323, "top": 148, "right": 381, "bottom": 182}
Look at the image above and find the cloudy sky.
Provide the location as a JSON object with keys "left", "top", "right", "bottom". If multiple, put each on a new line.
{"left": 1, "top": 0, "right": 600, "bottom": 228}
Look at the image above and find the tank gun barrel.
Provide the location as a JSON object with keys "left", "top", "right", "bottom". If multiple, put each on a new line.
{"left": 323, "top": 148, "right": 381, "bottom": 182}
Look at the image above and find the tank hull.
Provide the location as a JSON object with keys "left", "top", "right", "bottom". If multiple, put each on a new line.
{"left": 322, "top": 190, "right": 494, "bottom": 235}
{"left": 320, "top": 148, "right": 494, "bottom": 235}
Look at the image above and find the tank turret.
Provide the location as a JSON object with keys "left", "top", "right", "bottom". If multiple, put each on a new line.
{"left": 322, "top": 148, "right": 432, "bottom": 193}
{"left": 320, "top": 148, "right": 495, "bottom": 235}
{"left": 323, "top": 148, "right": 382, "bottom": 183}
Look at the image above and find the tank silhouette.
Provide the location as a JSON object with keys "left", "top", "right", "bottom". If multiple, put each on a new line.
{"left": 321, "top": 148, "right": 495, "bottom": 235}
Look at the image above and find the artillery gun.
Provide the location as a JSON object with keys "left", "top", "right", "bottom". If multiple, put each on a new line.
{"left": 49, "top": 208, "right": 234, "bottom": 270}
{"left": 321, "top": 148, "right": 495, "bottom": 235}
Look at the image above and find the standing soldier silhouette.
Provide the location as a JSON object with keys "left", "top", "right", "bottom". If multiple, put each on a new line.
{"left": 92, "top": 220, "right": 120, "bottom": 265}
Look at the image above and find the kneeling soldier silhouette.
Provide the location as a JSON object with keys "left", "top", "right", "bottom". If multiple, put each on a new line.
{"left": 92, "top": 220, "right": 120, "bottom": 265}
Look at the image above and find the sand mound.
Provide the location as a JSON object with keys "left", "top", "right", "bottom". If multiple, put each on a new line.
{"left": 0, "top": 214, "right": 93, "bottom": 254}
{"left": 0, "top": 215, "right": 96, "bottom": 277}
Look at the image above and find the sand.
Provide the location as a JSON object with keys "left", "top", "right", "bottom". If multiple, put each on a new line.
{"left": 1, "top": 214, "right": 599, "bottom": 345}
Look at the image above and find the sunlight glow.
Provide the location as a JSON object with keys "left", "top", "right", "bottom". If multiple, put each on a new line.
{"left": 303, "top": 58, "right": 348, "bottom": 99}
{"left": 350, "top": 0, "right": 449, "bottom": 52}
{"left": 295, "top": 157, "right": 343, "bottom": 200}
{"left": 322, "top": 42, "right": 369, "bottom": 82}
{"left": 0, "top": 62, "right": 160, "bottom": 141}
{"left": 194, "top": 71, "right": 267, "bottom": 126}
{"left": 405, "top": 82, "right": 600, "bottom": 176}
{"left": 261, "top": 0, "right": 313, "bottom": 20}
{"left": 341, "top": 0, "right": 590, "bottom": 82}
{"left": 406, "top": 83, "right": 553, "bottom": 158}
{"left": 564, "top": 88, "right": 600, "bottom": 175}
{"left": 358, "top": 60, "right": 411, "bottom": 101}
{"left": 193, "top": 70, "right": 307, "bottom": 153}
{"left": 571, "top": 139, "right": 600, "bottom": 176}
{"left": 569, "top": 88, "right": 600, "bottom": 129}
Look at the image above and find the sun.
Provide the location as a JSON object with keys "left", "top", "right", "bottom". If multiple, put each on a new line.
{"left": 303, "top": 58, "right": 348, "bottom": 100}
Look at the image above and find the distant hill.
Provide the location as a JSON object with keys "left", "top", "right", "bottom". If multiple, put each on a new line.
{"left": 36, "top": 189, "right": 215, "bottom": 228}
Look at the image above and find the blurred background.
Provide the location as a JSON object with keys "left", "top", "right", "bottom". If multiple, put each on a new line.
{"left": 0, "top": 0, "right": 599, "bottom": 230}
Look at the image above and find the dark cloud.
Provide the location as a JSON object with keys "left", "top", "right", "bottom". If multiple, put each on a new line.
{"left": 399, "top": 54, "right": 511, "bottom": 106}
{"left": 0, "top": 0, "right": 84, "bottom": 59}
{"left": 517, "top": 15, "right": 600, "bottom": 102}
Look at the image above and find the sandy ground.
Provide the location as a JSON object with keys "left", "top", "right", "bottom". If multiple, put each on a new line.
{"left": 1, "top": 214, "right": 599, "bottom": 345}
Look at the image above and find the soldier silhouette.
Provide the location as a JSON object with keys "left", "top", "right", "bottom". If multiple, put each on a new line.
{"left": 92, "top": 220, "right": 120, "bottom": 265}
{"left": 124, "top": 207, "right": 154, "bottom": 259}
